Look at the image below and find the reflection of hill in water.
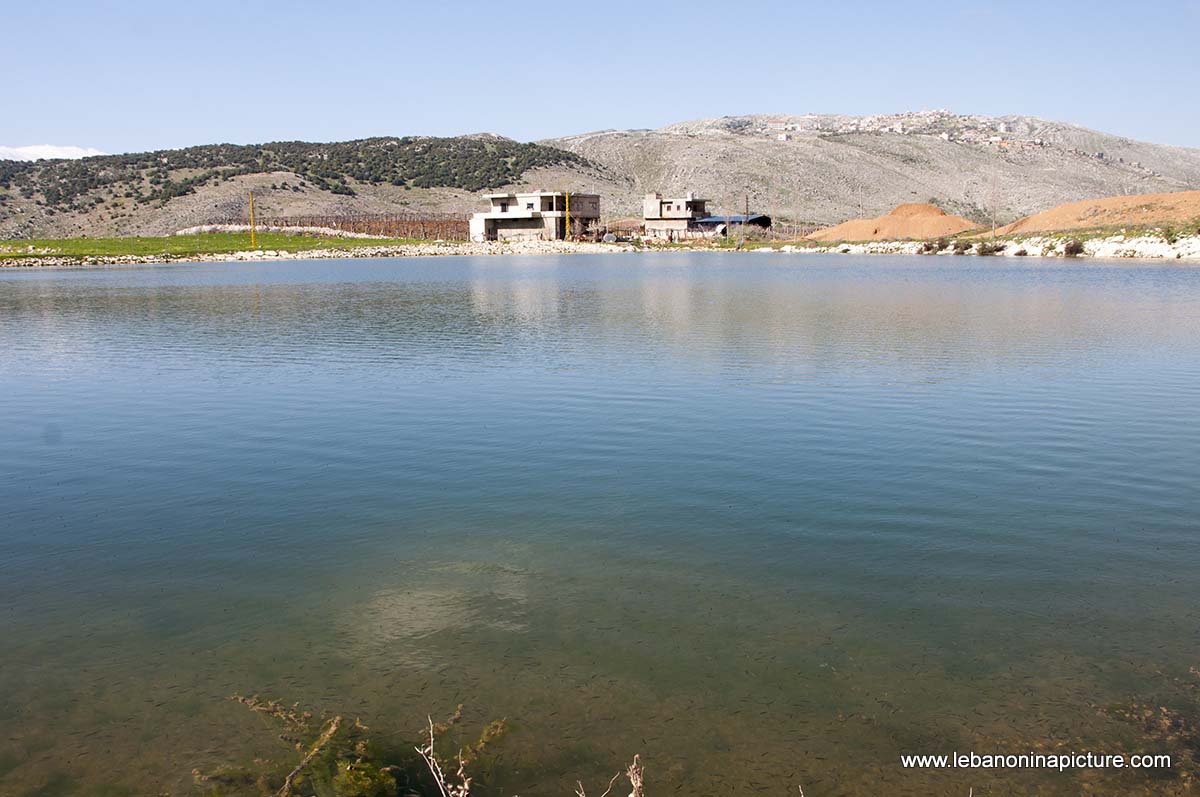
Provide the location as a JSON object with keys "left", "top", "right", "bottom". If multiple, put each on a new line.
{"left": 5, "top": 256, "right": 1194, "bottom": 381}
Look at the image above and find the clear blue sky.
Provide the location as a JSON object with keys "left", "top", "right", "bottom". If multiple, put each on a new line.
{"left": 5, "top": 0, "right": 1199, "bottom": 153}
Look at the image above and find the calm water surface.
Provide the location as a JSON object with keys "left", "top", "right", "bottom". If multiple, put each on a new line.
{"left": 2, "top": 253, "right": 1199, "bottom": 796}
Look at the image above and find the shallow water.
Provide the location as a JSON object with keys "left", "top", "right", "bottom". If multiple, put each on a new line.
{"left": 2, "top": 253, "right": 1199, "bottom": 795}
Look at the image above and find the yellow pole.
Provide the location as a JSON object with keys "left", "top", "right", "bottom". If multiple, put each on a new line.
{"left": 248, "top": 191, "right": 257, "bottom": 249}
{"left": 565, "top": 191, "right": 570, "bottom": 240}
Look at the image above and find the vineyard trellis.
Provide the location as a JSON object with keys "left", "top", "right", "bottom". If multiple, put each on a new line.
{"left": 213, "top": 211, "right": 471, "bottom": 241}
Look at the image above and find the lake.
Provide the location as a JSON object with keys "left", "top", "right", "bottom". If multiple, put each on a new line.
{"left": 2, "top": 253, "right": 1199, "bottom": 796}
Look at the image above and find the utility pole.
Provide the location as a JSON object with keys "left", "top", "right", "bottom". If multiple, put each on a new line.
{"left": 565, "top": 191, "right": 571, "bottom": 240}
{"left": 248, "top": 191, "right": 257, "bottom": 249}
{"left": 741, "top": 193, "right": 749, "bottom": 246}
{"left": 990, "top": 169, "right": 998, "bottom": 239}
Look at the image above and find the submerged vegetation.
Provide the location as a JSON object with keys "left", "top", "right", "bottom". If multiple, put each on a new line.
{"left": 1100, "top": 665, "right": 1200, "bottom": 791}
{"left": 194, "top": 696, "right": 508, "bottom": 797}
{"left": 191, "top": 676, "right": 1200, "bottom": 797}
{"left": 197, "top": 696, "right": 645, "bottom": 797}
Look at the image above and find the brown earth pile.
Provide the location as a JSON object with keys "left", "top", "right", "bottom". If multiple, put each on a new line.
{"left": 994, "top": 190, "right": 1200, "bottom": 235}
{"left": 806, "top": 203, "right": 980, "bottom": 241}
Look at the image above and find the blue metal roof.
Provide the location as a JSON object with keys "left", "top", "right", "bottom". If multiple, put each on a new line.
{"left": 695, "top": 214, "right": 770, "bottom": 224}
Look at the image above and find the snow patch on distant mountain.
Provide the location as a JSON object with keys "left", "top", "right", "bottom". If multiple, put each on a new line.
{"left": 0, "top": 144, "right": 106, "bottom": 161}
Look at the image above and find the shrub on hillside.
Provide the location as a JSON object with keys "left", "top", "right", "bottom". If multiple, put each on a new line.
{"left": 952, "top": 239, "right": 972, "bottom": 255}
{"left": 1063, "top": 238, "right": 1085, "bottom": 257}
{"left": 976, "top": 241, "right": 1002, "bottom": 256}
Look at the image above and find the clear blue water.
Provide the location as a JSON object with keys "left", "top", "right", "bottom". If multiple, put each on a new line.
{"left": 2, "top": 253, "right": 1199, "bottom": 795}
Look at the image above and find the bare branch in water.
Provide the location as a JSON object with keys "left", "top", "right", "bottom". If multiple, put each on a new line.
{"left": 217, "top": 693, "right": 640, "bottom": 797}
{"left": 417, "top": 715, "right": 472, "bottom": 797}
{"left": 575, "top": 770, "right": 620, "bottom": 797}
{"left": 626, "top": 754, "right": 645, "bottom": 797}
{"left": 279, "top": 715, "right": 342, "bottom": 797}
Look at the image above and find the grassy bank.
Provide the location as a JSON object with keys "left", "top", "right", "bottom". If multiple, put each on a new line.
{"left": 0, "top": 232, "right": 430, "bottom": 262}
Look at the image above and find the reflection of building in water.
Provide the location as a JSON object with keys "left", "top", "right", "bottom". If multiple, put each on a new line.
{"left": 471, "top": 269, "right": 561, "bottom": 319}
{"left": 639, "top": 276, "right": 696, "bottom": 327}
{"left": 469, "top": 191, "right": 601, "bottom": 242}
{"left": 463, "top": 265, "right": 1122, "bottom": 379}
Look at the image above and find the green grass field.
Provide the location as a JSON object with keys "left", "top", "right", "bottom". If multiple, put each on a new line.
{"left": 0, "top": 233, "right": 436, "bottom": 261}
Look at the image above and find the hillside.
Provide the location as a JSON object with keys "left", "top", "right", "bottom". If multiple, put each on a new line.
{"left": 545, "top": 112, "right": 1200, "bottom": 225}
{"left": 4, "top": 111, "right": 1200, "bottom": 239}
{"left": 0, "top": 136, "right": 595, "bottom": 238}
{"left": 994, "top": 190, "right": 1200, "bottom": 235}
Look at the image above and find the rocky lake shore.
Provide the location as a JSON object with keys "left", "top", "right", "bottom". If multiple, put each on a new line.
{"left": 3, "top": 234, "right": 1199, "bottom": 268}
{"left": 763, "top": 233, "right": 1200, "bottom": 260}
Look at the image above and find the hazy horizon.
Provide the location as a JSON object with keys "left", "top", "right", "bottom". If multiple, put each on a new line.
{"left": 4, "top": 0, "right": 1199, "bottom": 155}
{"left": 7, "top": 106, "right": 1200, "bottom": 162}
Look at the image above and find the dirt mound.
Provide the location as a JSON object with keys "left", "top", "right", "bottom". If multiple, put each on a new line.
{"left": 806, "top": 203, "right": 980, "bottom": 242}
{"left": 995, "top": 190, "right": 1200, "bottom": 235}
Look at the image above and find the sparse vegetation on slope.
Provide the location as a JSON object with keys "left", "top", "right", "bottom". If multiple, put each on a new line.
{"left": 994, "top": 190, "right": 1200, "bottom": 236}
{"left": 547, "top": 112, "right": 1200, "bottom": 224}
{"left": 0, "top": 137, "right": 587, "bottom": 214}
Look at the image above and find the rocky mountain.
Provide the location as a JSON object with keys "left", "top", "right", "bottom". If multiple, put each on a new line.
{"left": 3, "top": 112, "right": 1200, "bottom": 238}
{"left": 544, "top": 112, "right": 1200, "bottom": 225}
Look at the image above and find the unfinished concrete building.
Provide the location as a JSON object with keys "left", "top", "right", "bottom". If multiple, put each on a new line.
{"left": 642, "top": 192, "right": 710, "bottom": 240}
{"left": 469, "top": 191, "right": 601, "bottom": 242}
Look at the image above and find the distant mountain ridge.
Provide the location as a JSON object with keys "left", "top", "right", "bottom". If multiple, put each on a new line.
{"left": 544, "top": 112, "right": 1200, "bottom": 225}
{"left": 3, "top": 112, "right": 1200, "bottom": 238}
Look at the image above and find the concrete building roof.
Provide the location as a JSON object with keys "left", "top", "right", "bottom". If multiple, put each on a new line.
{"left": 482, "top": 191, "right": 598, "bottom": 199}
